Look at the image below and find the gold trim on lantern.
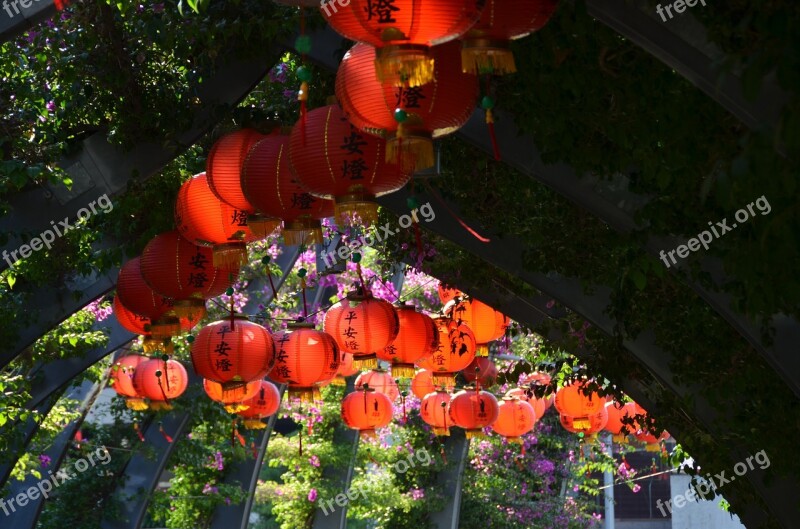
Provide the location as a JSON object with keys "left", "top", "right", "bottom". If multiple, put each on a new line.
{"left": 213, "top": 242, "right": 248, "bottom": 268}
{"left": 224, "top": 403, "right": 251, "bottom": 414}
{"left": 335, "top": 188, "right": 379, "bottom": 227}
{"left": 149, "top": 316, "right": 181, "bottom": 339}
{"left": 243, "top": 419, "right": 267, "bottom": 429}
{"left": 283, "top": 217, "right": 323, "bottom": 246}
{"left": 612, "top": 434, "right": 628, "bottom": 444}
{"left": 432, "top": 427, "right": 451, "bottom": 436}
{"left": 149, "top": 401, "right": 173, "bottom": 411}
{"left": 431, "top": 373, "right": 455, "bottom": 387}
{"left": 644, "top": 443, "right": 661, "bottom": 452}
{"left": 475, "top": 344, "right": 489, "bottom": 357}
{"left": 391, "top": 364, "right": 416, "bottom": 379}
{"left": 173, "top": 298, "right": 207, "bottom": 321}
{"left": 387, "top": 130, "right": 434, "bottom": 172}
{"left": 331, "top": 375, "right": 347, "bottom": 386}
{"left": 352, "top": 354, "right": 378, "bottom": 371}
{"left": 142, "top": 336, "right": 175, "bottom": 355}
{"left": 465, "top": 428, "right": 486, "bottom": 439}
{"left": 375, "top": 44, "right": 434, "bottom": 87}
{"left": 461, "top": 39, "right": 516, "bottom": 75}
{"left": 125, "top": 398, "right": 149, "bottom": 411}
{"left": 289, "top": 386, "right": 322, "bottom": 403}
{"left": 505, "top": 436, "right": 523, "bottom": 445}
{"left": 247, "top": 214, "right": 281, "bottom": 240}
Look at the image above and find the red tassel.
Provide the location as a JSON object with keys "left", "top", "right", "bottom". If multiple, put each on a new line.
{"left": 159, "top": 423, "right": 173, "bottom": 443}
{"left": 251, "top": 441, "right": 259, "bottom": 460}
{"left": 133, "top": 422, "right": 145, "bottom": 442}
{"left": 266, "top": 268, "right": 278, "bottom": 300}
{"left": 230, "top": 296, "right": 236, "bottom": 331}
{"left": 235, "top": 427, "right": 246, "bottom": 447}
{"left": 422, "top": 179, "right": 490, "bottom": 243}
{"left": 440, "top": 444, "right": 447, "bottom": 465}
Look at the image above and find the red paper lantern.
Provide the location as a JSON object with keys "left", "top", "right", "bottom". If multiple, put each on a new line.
{"left": 416, "top": 317, "right": 476, "bottom": 387}
{"left": 505, "top": 387, "right": 546, "bottom": 420}
{"left": 554, "top": 380, "right": 606, "bottom": 417}
{"left": 289, "top": 104, "right": 411, "bottom": 226}
{"left": 559, "top": 408, "right": 609, "bottom": 436}
{"left": 341, "top": 387, "right": 393, "bottom": 438}
{"left": 411, "top": 369, "right": 436, "bottom": 399}
{"left": 630, "top": 403, "right": 670, "bottom": 448}
{"left": 604, "top": 401, "right": 637, "bottom": 441}
{"left": 420, "top": 389, "right": 452, "bottom": 435}
{"left": 323, "top": 290, "right": 400, "bottom": 370}
{"left": 451, "top": 298, "right": 509, "bottom": 356}
{"left": 112, "top": 295, "right": 201, "bottom": 355}
{"left": 461, "top": 0, "right": 558, "bottom": 74}
{"left": 448, "top": 388, "right": 499, "bottom": 438}
{"left": 113, "top": 296, "right": 152, "bottom": 336}
{"left": 111, "top": 354, "right": 149, "bottom": 411}
{"left": 332, "top": 352, "right": 360, "bottom": 386}
{"left": 203, "top": 378, "right": 262, "bottom": 413}
{"left": 141, "top": 230, "right": 236, "bottom": 319}
{"left": 492, "top": 396, "right": 537, "bottom": 442}
{"left": 437, "top": 283, "right": 462, "bottom": 304}
{"left": 377, "top": 303, "right": 438, "bottom": 378}
{"left": 132, "top": 358, "right": 189, "bottom": 410}
{"left": 324, "top": 0, "right": 484, "bottom": 86}
{"left": 175, "top": 172, "right": 257, "bottom": 268}
{"left": 237, "top": 380, "right": 282, "bottom": 429}
{"left": 241, "top": 135, "right": 334, "bottom": 245}
{"left": 462, "top": 356, "right": 498, "bottom": 387}
{"left": 355, "top": 369, "right": 400, "bottom": 402}
{"left": 270, "top": 323, "right": 341, "bottom": 402}
{"left": 190, "top": 316, "right": 276, "bottom": 389}
{"left": 206, "top": 129, "right": 266, "bottom": 211}
{"left": 337, "top": 41, "right": 478, "bottom": 171}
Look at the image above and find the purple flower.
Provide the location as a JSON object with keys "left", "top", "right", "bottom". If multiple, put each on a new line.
{"left": 283, "top": 89, "right": 298, "bottom": 100}
{"left": 308, "top": 488, "right": 318, "bottom": 502}
{"left": 632, "top": 483, "right": 641, "bottom": 493}
{"left": 152, "top": 3, "right": 164, "bottom": 13}
{"left": 39, "top": 454, "right": 51, "bottom": 468}
{"left": 225, "top": 497, "right": 231, "bottom": 505}
{"left": 309, "top": 455, "right": 320, "bottom": 467}
{"left": 214, "top": 451, "right": 224, "bottom": 471}
{"left": 410, "top": 488, "right": 425, "bottom": 500}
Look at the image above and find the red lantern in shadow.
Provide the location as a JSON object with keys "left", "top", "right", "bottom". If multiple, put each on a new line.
{"left": 269, "top": 323, "right": 341, "bottom": 402}
{"left": 604, "top": 401, "right": 638, "bottom": 442}
{"left": 237, "top": 380, "right": 282, "bottom": 429}
{"left": 241, "top": 135, "right": 334, "bottom": 246}
{"left": 336, "top": 41, "right": 478, "bottom": 172}
{"left": 421, "top": 389, "right": 452, "bottom": 435}
{"left": 324, "top": 0, "right": 484, "bottom": 86}
{"left": 111, "top": 354, "right": 149, "bottom": 411}
{"left": 378, "top": 303, "right": 438, "bottom": 378}
{"left": 289, "top": 104, "right": 410, "bottom": 226}
{"left": 462, "top": 356, "right": 498, "bottom": 387}
{"left": 451, "top": 298, "right": 509, "bottom": 356}
{"left": 132, "top": 358, "right": 189, "bottom": 410}
{"left": 341, "top": 386, "right": 393, "bottom": 438}
{"left": 206, "top": 129, "right": 266, "bottom": 211}
{"left": 411, "top": 368, "right": 436, "bottom": 399}
{"left": 448, "top": 387, "right": 499, "bottom": 438}
{"left": 437, "top": 283, "right": 462, "bottom": 305}
{"left": 492, "top": 396, "right": 537, "bottom": 443}
{"left": 416, "top": 317, "right": 476, "bottom": 387}
{"left": 355, "top": 368, "right": 400, "bottom": 402}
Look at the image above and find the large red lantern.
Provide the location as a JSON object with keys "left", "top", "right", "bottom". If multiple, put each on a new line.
{"left": 491, "top": 396, "right": 537, "bottom": 442}
{"left": 630, "top": 403, "right": 670, "bottom": 449}
{"left": 416, "top": 317, "right": 476, "bottom": 386}
{"left": 203, "top": 378, "right": 262, "bottom": 413}
{"left": 462, "top": 356, "right": 498, "bottom": 387}
{"left": 604, "top": 401, "right": 637, "bottom": 441}
{"left": 110, "top": 354, "right": 149, "bottom": 411}
{"left": 116, "top": 257, "right": 185, "bottom": 340}
{"left": 113, "top": 296, "right": 151, "bottom": 336}
{"left": 420, "top": 389, "right": 452, "bottom": 435}
{"left": 337, "top": 41, "right": 478, "bottom": 171}
{"left": 554, "top": 380, "right": 606, "bottom": 417}
{"left": 559, "top": 407, "right": 609, "bottom": 436}
{"left": 270, "top": 323, "right": 341, "bottom": 402}
{"left": 289, "top": 104, "right": 411, "bottom": 226}
{"left": 237, "top": 380, "right": 282, "bottom": 429}
{"left": 132, "top": 358, "right": 189, "bottom": 410}
{"left": 113, "top": 295, "right": 200, "bottom": 355}
{"left": 411, "top": 369, "right": 435, "bottom": 399}
{"left": 323, "top": 290, "right": 400, "bottom": 370}
{"left": 175, "top": 172, "right": 258, "bottom": 268}
{"left": 505, "top": 387, "right": 546, "bottom": 420}
{"left": 190, "top": 316, "right": 276, "bottom": 389}
{"left": 241, "top": 135, "right": 334, "bottom": 246}
{"left": 437, "top": 283, "right": 462, "bottom": 305}
{"left": 377, "top": 303, "right": 438, "bottom": 378}
{"left": 206, "top": 129, "right": 265, "bottom": 211}
{"left": 451, "top": 298, "right": 509, "bottom": 356}
{"left": 448, "top": 388, "right": 499, "bottom": 438}
{"left": 341, "top": 387, "right": 394, "bottom": 438}
{"left": 355, "top": 368, "right": 400, "bottom": 402}
{"left": 461, "top": 0, "right": 558, "bottom": 74}
{"left": 140, "top": 230, "right": 236, "bottom": 319}
{"left": 323, "top": 0, "right": 484, "bottom": 86}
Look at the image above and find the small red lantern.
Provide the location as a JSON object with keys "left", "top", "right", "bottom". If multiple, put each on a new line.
{"left": 324, "top": 0, "right": 485, "bottom": 86}
{"left": 492, "top": 396, "right": 537, "bottom": 442}
{"left": 175, "top": 172, "right": 258, "bottom": 268}
{"left": 323, "top": 290, "right": 400, "bottom": 370}
{"left": 505, "top": 387, "right": 546, "bottom": 420}
{"left": 448, "top": 387, "right": 499, "bottom": 438}
{"left": 341, "top": 386, "right": 393, "bottom": 438}
{"left": 554, "top": 380, "right": 606, "bottom": 417}
{"left": 461, "top": 0, "right": 558, "bottom": 74}
{"left": 420, "top": 389, "right": 452, "bottom": 435}
{"left": 270, "top": 323, "right": 341, "bottom": 402}
{"left": 604, "top": 401, "right": 637, "bottom": 442}
{"left": 355, "top": 368, "right": 400, "bottom": 402}
{"left": 377, "top": 303, "right": 438, "bottom": 378}
{"left": 437, "top": 283, "right": 462, "bottom": 305}
{"left": 190, "top": 316, "right": 276, "bottom": 389}
{"left": 206, "top": 129, "right": 266, "bottom": 211}
{"left": 289, "top": 104, "right": 411, "bottom": 226}
{"left": 203, "top": 378, "right": 262, "bottom": 413}
{"left": 241, "top": 135, "right": 334, "bottom": 246}
{"left": 411, "top": 369, "right": 436, "bottom": 399}
{"left": 111, "top": 354, "right": 149, "bottom": 411}
{"left": 337, "top": 41, "right": 478, "bottom": 171}
{"left": 416, "top": 317, "right": 476, "bottom": 387}
{"left": 559, "top": 408, "right": 609, "bottom": 436}
{"left": 116, "top": 257, "right": 174, "bottom": 323}
{"left": 332, "top": 352, "right": 360, "bottom": 386}
{"left": 140, "top": 230, "right": 236, "bottom": 319}
{"left": 630, "top": 403, "right": 670, "bottom": 448}
{"left": 462, "top": 356, "right": 498, "bottom": 387}
{"left": 451, "top": 298, "right": 509, "bottom": 356}
{"left": 237, "top": 380, "right": 282, "bottom": 429}
{"left": 132, "top": 357, "right": 189, "bottom": 410}
{"left": 113, "top": 296, "right": 151, "bottom": 336}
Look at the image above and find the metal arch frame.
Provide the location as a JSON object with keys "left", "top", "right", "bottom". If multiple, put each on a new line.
{"left": 376, "top": 189, "right": 800, "bottom": 529}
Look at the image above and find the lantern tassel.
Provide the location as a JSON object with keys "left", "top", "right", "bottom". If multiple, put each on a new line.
{"left": 156, "top": 373, "right": 170, "bottom": 407}
{"left": 235, "top": 426, "right": 246, "bottom": 447}
{"left": 159, "top": 423, "right": 173, "bottom": 443}
{"left": 133, "top": 422, "right": 145, "bottom": 442}
{"left": 266, "top": 266, "right": 278, "bottom": 300}
{"left": 485, "top": 109, "right": 501, "bottom": 161}
{"left": 421, "top": 178, "right": 490, "bottom": 243}
{"left": 251, "top": 441, "right": 259, "bottom": 459}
